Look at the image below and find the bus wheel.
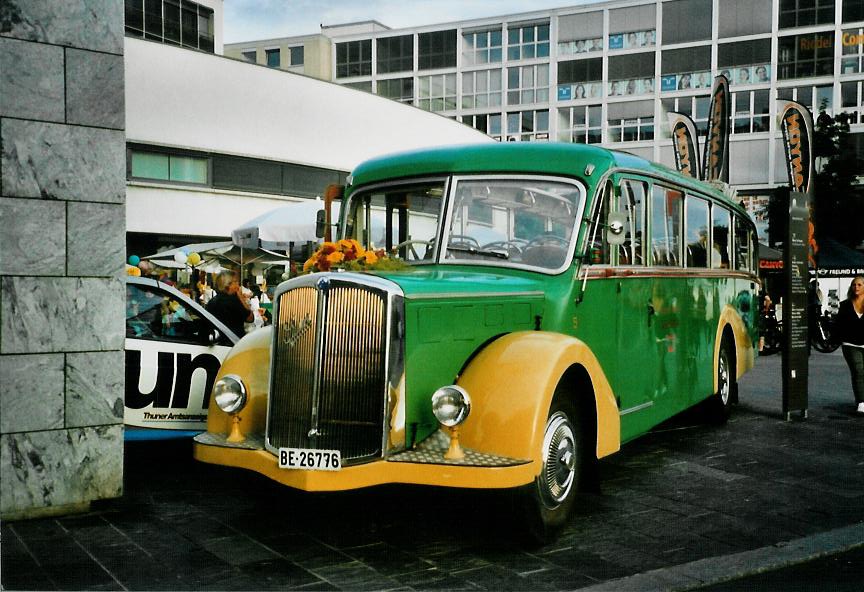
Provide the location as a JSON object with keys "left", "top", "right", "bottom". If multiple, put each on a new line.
{"left": 708, "top": 343, "right": 735, "bottom": 424}
{"left": 518, "top": 396, "right": 583, "bottom": 545}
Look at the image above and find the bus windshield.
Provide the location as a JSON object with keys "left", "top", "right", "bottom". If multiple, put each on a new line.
{"left": 344, "top": 176, "right": 584, "bottom": 272}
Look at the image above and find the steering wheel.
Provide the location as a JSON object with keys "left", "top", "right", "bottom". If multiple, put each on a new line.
{"left": 482, "top": 240, "right": 526, "bottom": 256}
{"left": 393, "top": 239, "right": 434, "bottom": 260}
{"left": 523, "top": 233, "right": 568, "bottom": 250}
{"left": 448, "top": 234, "right": 479, "bottom": 248}
{"left": 521, "top": 233, "right": 569, "bottom": 267}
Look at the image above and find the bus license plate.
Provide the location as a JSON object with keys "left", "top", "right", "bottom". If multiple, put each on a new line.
{"left": 278, "top": 448, "right": 341, "bottom": 471}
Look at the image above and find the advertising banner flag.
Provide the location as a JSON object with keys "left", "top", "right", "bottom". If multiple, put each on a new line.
{"left": 666, "top": 112, "right": 701, "bottom": 179}
{"left": 777, "top": 99, "right": 814, "bottom": 194}
{"left": 701, "top": 75, "right": 731, "bottom": 183}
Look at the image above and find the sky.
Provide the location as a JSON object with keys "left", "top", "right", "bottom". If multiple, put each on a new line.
{"left": 223, "top": 0, "right": 604, "bottom": 44}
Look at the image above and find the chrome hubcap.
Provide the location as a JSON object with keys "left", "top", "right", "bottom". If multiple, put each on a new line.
{"left": 718, "top": 352, "right": 730, "bottom": 405}
{"left": 539, "top": 411, "right": 576, "bottom": 508}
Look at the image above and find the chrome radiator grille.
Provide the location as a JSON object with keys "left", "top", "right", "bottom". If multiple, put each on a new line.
{"left": 268, "top": 279, "right": 389, "bottom": 463}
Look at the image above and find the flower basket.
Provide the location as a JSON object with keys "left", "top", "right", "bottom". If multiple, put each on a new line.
{"left": 302, "top": 239, "right": 407, "bottom": 274}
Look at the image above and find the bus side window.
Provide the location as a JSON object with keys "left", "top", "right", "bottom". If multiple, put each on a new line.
{"left": 650, "top": 185, "right": 683, "bottom": 267}
{"left": 619, "top": 179, "right": 646, "bottom": 266}
{"left": 711, "top": 206, "right": 731, "bottom": 269}
{"left": 685, "top": 196, "right": 709, "bottom": 268}
{"left": 734, "top": 216, "right": 752, "bottom": 272}
{"left": 587, "top": 181, "right": 612, "bottom": 264}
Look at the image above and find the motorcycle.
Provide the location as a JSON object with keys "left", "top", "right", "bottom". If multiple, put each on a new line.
{"left": 811, "top": 311, "right": 840, "bottom": 353}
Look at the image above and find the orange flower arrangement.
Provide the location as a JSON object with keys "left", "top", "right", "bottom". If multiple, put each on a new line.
{"left": 303, "top": 239, "right": 401, "bottom": 273}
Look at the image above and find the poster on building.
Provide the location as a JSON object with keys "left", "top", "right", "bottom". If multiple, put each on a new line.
{"left": 701, "top": 74, "right": 730, "bottom": 183}
{"left": 666, "top": 112, "right": 700, "bottom": 179}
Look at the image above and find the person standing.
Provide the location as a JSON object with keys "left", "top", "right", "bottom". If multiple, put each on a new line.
{"left": 835, "top": 276, "right": 864, "bottom": 414}
{"left": 206, "top": 270, "right": 252, "bottom": 339}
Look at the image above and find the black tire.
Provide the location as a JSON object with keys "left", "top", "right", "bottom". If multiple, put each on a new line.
{"left": 517, "top": 395, "right": 584, "bottom": 545}
{"left": 708, "top": 342, "right": 736, "bottom": 424}
{"left": 811, "top": 318, "right": 840, "bottom": 353}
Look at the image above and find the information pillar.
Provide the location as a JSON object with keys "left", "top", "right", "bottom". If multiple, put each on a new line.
{"left": 782, "top": 193, "right": 810, "bottom": 419}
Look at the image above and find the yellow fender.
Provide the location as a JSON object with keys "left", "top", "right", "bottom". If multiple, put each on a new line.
{"left": 205, "top": 327, "right": 272, "bottom": 437}
{"left": 714, "top": 305, "right": 756, "bottom": 392}
{"left": 456, "top": 331, "right": 620, "bottom": 465}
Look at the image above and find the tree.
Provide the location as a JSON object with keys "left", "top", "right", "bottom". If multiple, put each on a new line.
{"left": 812, "top": 110, "right": 864, "bottom": 248}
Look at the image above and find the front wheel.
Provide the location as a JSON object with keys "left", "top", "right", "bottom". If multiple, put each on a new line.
{"left": 707, "top": 343, "right": 736, "bottom": 423}
{"left": 517, "top": 397, "right": 584, "bottom": 544}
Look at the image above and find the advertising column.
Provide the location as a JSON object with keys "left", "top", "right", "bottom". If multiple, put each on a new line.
{"left": 778, "top": 100, "right": 814, "bottom": 419}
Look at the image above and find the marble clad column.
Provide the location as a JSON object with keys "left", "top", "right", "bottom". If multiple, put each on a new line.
{"left": 0, "top": 0, "right": 126, "bottom": 519}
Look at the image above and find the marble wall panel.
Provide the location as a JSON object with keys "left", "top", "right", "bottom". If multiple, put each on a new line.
{"left": 0, "top": 425, "right": 123, "bottom": 516}
{"left": 0, "top": 38, "right": 65, "bottom": 122}
{"left": 0, "top": 198, "right": 66, "bottom": 276}
{"left": 66, "top": 49, "right": 124, "bottom": 129}
{"left": 0, "top": 354, "right": 64, "bottom": 434}
{"left": 67, "top": 202, "right": 125, "bottom": 277}
{"left": 1, "top": 119, "right": 125, "bottom": 202}
{"left": 0, "top": 277, "right": 124, "bottom": 354}
{"left": 66, "top": 351, "right": 124, "bottom": 428}
{"left": 0, "top": 0, "right": 123, "bottom": 55}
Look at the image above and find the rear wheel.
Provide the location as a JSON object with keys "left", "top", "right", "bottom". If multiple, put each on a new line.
{"left": 518, "top": 395, "right": 584, "bottom": 544}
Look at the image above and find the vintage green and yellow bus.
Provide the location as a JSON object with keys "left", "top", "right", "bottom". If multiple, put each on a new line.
{"left": 194, "top": 143, "right": 758, "bottom": 541}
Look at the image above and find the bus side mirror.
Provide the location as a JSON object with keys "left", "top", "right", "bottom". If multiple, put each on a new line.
{"left": 606, "top": 212, "right": 627, "bottom": 245}
{"left": 315, "top": 209, "right": 326, "bottom": 239}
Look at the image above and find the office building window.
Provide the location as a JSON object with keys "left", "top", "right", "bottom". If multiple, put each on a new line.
{"left": 608, "top": 29, "right": 656, "bottom": 50}
{"left": 265, "top": 48, "right": 280, "bottom": 68}
{"left": 776, "top": 84, "right": 834, "bottom": 111}
{"left": 557, "top": 105, "right": 602, "bottom": 144}
{"left": 344, "top": 81, "right": 373, "bottom": 92}
{"left": 130, "top": 150, "right": 208, "bottom": 185}
{"left": 336, "top": 40, "right": 372, "bottom": 78}
{"left": 558, "top": 12, "right": 603, "bottom": 56}
{"left": 557, "top": 58, "right": 603, "bottom": 100}
{"left": 506, "top": 64, "right": 549, "bottom": 105}
{"left": 418, "top": 73, "right": 457, "bottom": 111}
{"left": 289, "top": 46, "right": 304, "bottom": 66}
{"left": 841, "top": 80, "right": 864, "bottom": 123}
{"left": 718, "top": 0, "right": 773, "bottom": 37}
{"left": 778, "top": 33, "right": 835, "bottom": 79}
{"left": 507, "top": 23, "right": 550, "bottom": 61}
{"left": 845, "top": 0, "right": 864, "bottom": 22}
{"left": 377, "top": 77, "right": 414, "bottom": 104}
{"left": 506, "top": 109, "right": 549, "bottom": 141}
{"left": 662, "top": 95, "right": 712, "bottom": 135}
{"left": 462, "top": 69, "right": 503, "bottom": 109}
{"left": 125, "top": 0, "right": 213, "bottom": 52}
{"left": 461, "top": 113, "right": 503, "bottom": 139}
{"left": 378, "top": 35, "right": 414, "bottom": 74}
{"left": 463, "top": 29, "right": 503, "bottom": 65}
{"left": 718, "top": 39, "right": 773, "bottom": 85}
{"left": 842, "top": 28, "right": 864, "bottom": 73}
{"left": 732, "top": 90, "right": 770, "bottom": 133}
{"left": 663, "top": 0, "right": 713, "bottom": 43}
{"left": 241, "top": 49, "right": 256, "bottom": 62}
{"left": 608, "top": 53, "right": 656, "bottom": 96}
{"left": 607, "top": 116, "right": 655, "bottom": 142}
{"left": 779, "top": 0, "right": 835, "bottom": 28}
{"left": 661, "top": 46, "right": 713, "bottom": 91}
{"left": 418, "top": 30, "right": 457, "bottom": 70}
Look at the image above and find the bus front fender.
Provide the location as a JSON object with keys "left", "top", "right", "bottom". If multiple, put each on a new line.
{"left": 455, "top": 331, "right": 620, "bottom": 465}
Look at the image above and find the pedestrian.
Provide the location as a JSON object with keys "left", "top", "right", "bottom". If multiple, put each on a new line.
{"left": 834, "top": 276, "right": 864, "bottom": 414}
{"left": 206, "top": 270, "right": 252, "bottom": 339}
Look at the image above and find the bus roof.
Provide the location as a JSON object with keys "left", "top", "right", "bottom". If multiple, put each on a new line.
{"left": 348, "top": 142, "right": 745, "bottom": 212}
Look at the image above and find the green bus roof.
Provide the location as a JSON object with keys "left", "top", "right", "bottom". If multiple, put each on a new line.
{"left": 348, "top": 142, "right": 745, "bottom": 212}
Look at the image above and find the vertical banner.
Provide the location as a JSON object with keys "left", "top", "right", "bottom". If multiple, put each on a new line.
{"left": 777, "top": 100, "right": 814, "bottom": 420}
{"left": 777, "top": 100, "right": 814, "bottom": 194}
{"left": 666, "top": 112, "right": 701, "bottom": 179}
{"left": 701, "top": 75, "right": 731, "bottom": 183}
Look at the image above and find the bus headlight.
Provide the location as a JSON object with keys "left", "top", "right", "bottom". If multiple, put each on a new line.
{"left": 431, "top": 385, "right": 471, "bottom": 427}
{"left": 213, "top": 375, "right": 247, "bottom": 414}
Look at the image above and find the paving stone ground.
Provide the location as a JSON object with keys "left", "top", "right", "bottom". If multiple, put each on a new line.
{"left": 3, "top": 351, "right": 864, "bottom": 591}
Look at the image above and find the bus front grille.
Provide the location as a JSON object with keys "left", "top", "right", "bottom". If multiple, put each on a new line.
{"left": 267, "top": 280, "right": 388, "bottom": 463}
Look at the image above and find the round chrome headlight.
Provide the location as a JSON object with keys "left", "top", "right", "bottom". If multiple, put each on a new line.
{"left": 213, "top": 375, "right": 247, "bottom": 414}
{"left": 431, "top": 385, "right": 471, "bottom": 427}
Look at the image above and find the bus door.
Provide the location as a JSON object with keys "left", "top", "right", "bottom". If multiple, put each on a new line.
{"left": 613, "top": 178, "right": 660, "bottom": 440}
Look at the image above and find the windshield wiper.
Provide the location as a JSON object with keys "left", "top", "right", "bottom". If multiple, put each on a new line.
{"left": 446, "top": 245, "right": 509, "bottom": 260}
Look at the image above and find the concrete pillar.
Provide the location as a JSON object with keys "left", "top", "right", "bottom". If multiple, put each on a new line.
{"left": 0, "top": 0, "right": 126, "bottom": 519}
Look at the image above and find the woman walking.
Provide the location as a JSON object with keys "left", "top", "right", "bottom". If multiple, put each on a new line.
{"left": 835, "top": 276, "right": 864, "bottom": 413}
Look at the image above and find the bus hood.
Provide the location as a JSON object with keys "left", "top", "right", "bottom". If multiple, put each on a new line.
{"left": 375, "top": 267, "right": 548, "bottom": 302}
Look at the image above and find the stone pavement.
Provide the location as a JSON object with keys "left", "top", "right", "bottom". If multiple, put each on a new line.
{"left": 3, "top": 350, "right": 864, "bottom": 591}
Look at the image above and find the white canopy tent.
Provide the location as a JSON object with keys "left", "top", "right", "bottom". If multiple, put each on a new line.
{"left": 232, "top": 199, "right": 341, "bottom": 251}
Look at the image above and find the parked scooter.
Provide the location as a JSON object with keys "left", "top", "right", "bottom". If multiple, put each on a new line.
{"left": 759, "top": 309, "right": 839, "bottom": 355}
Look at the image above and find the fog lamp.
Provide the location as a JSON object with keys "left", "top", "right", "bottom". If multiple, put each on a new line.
{"left": 431, "top": 386, "right": 471, "bottom": 460}
{"left": 214, "top": 375, "right": 247, "bottom": 414}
